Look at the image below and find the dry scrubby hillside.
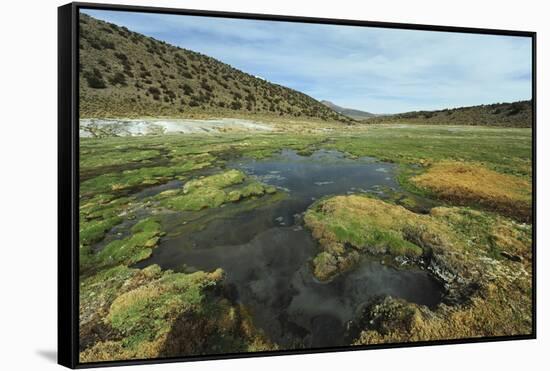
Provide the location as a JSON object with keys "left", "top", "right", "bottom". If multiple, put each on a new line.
{"left": 321, "top": 100, "right": 376, "bottom": 120}
{"left": 369, "top": 101, "right": 532, "bottom": 127}
{"left": 79, "top": 13, "right": 350, "bottom": 122}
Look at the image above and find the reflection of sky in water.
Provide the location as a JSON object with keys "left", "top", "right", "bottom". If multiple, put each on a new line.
{"left": 232, "top": 149, "right": 398, "bottom": 199}
{"left": 137, "top": 149, "right": 443, "bottom": 349}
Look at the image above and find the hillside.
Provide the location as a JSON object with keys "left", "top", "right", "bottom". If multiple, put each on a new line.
{"left": 320, "top": 100, "right": 376, "bottom": 120}
{"left": 79, "top": 14, "right": 350, "bottom": 122}
{"left": 369, "top": 101, "right": 532, "bottom": 127}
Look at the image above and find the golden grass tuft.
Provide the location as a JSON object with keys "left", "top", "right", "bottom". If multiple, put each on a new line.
{"left": 304, "top": 194, "right": 532, "bottom": 343}
{"left": 411, "top": 161, "right": 531, "bottom": 221}
{"left": 354, "top": 278, "right": 532, "bottom": 345}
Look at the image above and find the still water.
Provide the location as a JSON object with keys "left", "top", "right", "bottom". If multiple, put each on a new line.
{"left": 137, "top": 149, "right": 443, "bottom": 348}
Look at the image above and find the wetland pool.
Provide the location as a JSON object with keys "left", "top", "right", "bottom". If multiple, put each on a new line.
{"left": 136, "top": 149, "right": 444, "bottom": 348}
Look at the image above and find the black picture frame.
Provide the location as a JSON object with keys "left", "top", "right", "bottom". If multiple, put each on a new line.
{"left": 58, "top": 2, "right": 537, "bottom": 368}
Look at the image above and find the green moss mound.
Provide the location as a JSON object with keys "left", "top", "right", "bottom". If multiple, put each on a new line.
{"left": 304, "top": 194, "right": 532, "bottom": 343}
{"left": 157, "top": 169, "right": 278, "bottom": 211}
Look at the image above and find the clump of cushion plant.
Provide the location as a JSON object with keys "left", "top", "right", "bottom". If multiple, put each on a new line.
{"left": 158, "top": 169, "right": 278, "bottom": 211}
{"left": 411, "top": 161, "right": 531, "bottom": 221}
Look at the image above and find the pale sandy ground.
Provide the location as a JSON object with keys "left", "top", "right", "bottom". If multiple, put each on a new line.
{"left": 79, "top": 118, "right": 274, "bottom": 137}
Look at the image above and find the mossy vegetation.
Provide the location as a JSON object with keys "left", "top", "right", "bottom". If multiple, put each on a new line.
{"left": 305, "top": 195, "right": 440, "bottom": 280}
{"left": 326, "top": 125, "right": 532, "bottom": 178}
{"left": 79, "top": 122, "right": 532, "bottom": 360}
{"left": 80, "top": 264, "right": 276, "bottom": 362}
{"left": 79, "top": 195, "right": 133, "bottom": 271}
{"left": 185, "top": 169, "right": 245, "bottom": 189}
{"left": 79, "top": 210, "right": 277, "bottom": 362}
{"left": 156, "top": 170, "right": 278, "bottom": 211}
{"left": 411, "top": 161, "right": 532, "bottom": 221}
{"left": 80, "top": 160, "right": 212, "bottom": 196}
{"left": 97, "top": 218, "right": 161, "bottom": 266}
{"left": 353, "top": 273, "right": 531, "bottom": 343}
{"left": 78, "top": 133, "right": 296, "bottom": 362}
{"left": 80, "top": 148, "right": 160, "bottom": 172}
{"left": 304, "top": 194, "right": 532, "bottom": 340}
{"left": 77, "top": 6, "right": 532, "bottom": 359}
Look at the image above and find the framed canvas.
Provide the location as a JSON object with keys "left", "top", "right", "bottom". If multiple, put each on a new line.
{"left": 58, "top": 2, "right": 536, "bottom": 368}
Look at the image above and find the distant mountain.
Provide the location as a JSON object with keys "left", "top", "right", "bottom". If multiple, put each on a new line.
{"left": 369, "top": 101, "right": 532, "bottom": 127}
{"left": 79, "top": 13, "right": 351, "bottom": 122}
{"left": 321, "top": 100, "right": 376, "bottom": 120}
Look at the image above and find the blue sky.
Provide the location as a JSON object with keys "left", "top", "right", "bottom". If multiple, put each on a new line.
{"left": 82, "top": 9, "right": 532, "bottom": 114}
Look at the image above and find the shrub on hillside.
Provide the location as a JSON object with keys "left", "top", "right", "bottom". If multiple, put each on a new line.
{"left": 181, "top": 84, "right": 193, "bottom": 96}
{"left": 230, "top": 101, "right": 242, "bottom": 110}
{"left": 148, "top": 86, "right": 161, "bottom": 100}
{"left": 84, "top": 68, "right": 107, "bottom": 89}
{"left": 140, "top": 71, "right": 151, "bottom": 78}
{"left": 164, "top": 90, "right": 176, "bottom": 100}
{"left": 174, "top": 53, "right": 187, "bottom": 66}
{"left": 98, "top": 38, "right": 115, "bottom": 50}
{"left": 201, "top": 79, "right": 213, "bottom": 92}
{"left": 123, "top": 68, "right": 134, "bottom": 78}
{"left": 109, "top": 72, "right": 127, "bottom": 86}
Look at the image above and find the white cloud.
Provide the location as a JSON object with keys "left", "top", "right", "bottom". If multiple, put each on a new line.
{"left": 82, "top": 9, "right": 532, "bottom": 113}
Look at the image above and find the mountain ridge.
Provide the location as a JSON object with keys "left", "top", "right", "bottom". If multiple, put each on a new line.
{"left": 370, "top": 100, "right": 532, "bottom": 127}
{"left": 320, "top": 100, "right": 376, "bottom": 120}
{"left": 79, "top": 13, "right": 351, "bottom": 123}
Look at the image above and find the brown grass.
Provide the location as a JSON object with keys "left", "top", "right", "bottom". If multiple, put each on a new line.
{"left": 303, "top": 195, "right": 532, "bottom": 343}
{"left": 354, "top": 278, "right": 532, "bottom": 345}
{"left": 411, "top": 161, "right": 532, "bottom": 221}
